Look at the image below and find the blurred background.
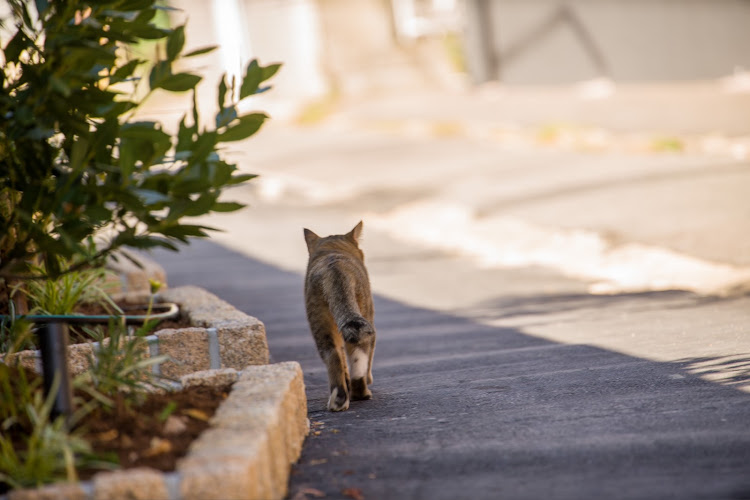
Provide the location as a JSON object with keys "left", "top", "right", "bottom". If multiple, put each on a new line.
{"left": 147, "top": 0, "right": 750, "bottom": 287}
{"left": 146, "top": 0, "right": 750, "bottom": 377}
{"left": 157, "top": 0, "right": 750, "bottom": 131}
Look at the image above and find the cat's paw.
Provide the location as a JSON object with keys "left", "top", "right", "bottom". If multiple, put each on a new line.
{"left": 328, "top": 387, "right": 350, "bottom": 411}
{"left": 367, "top": 373, "right": 373, "bottom": 385}
{"left": 351, "top": 378, "right": 372, "bottom": 400}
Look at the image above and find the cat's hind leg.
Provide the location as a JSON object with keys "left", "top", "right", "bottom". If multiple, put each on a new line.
{"left": 367, "top": 334, "right": 375, "bottom": 386}
{"left": 346, "top": 342, "right": 373, "bottom": 401}
{"left": 323, "top": 345, "right": 350, "bottom": 411}
{"left": 323, "top": 340, "right": 350, "bottom": 411}
{"left": 310, "top": 317, "right": 350, "bottom": 411}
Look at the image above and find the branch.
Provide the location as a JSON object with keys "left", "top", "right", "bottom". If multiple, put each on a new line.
{"left": 0, "top": 242, "right": 117, "bottom": 282}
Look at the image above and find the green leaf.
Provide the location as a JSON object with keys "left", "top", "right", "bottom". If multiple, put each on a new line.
{"left": 191, "top": 89, "right": 199, "bottom": 131}
{"left": 209, "top": 161, "right": 234, "bottom": 187}
{"left": 120, "top": 121, "right": 165, "bottom": 139}
{"left": 239, "top": 60, "right": 262, "bottom": 99}
{"left": 172, "top": 177, "right": 211, "bottom": 196}
{"left": 215, "top": 106, "right": 237, "bottom": 129}
{"left": 158, "top": 73, "right": 201, "bottom": 92}
{"left": 166, "top": 25, "right": 185, "bottom": 61}
{"left": 211, "top": 201, "right": 245, "bottom": 212}
{"left": 217, "top": 75, "right": 228, "bottom": 110}
{"left": 126, "top": 236, "right": 180, "bottom": 250}
{"left": 119, "top": 139, "right": 138, "bottom": 180}
{"left": 219, "top": 113, "right": 267, "bottom": 142}
{"left": 44, "top": 252, "right": 62, "bottom": 279}
{"left": 183, "top": 45, "right": 217, "bottom": 58}
{"left": 176, "top": 114, "right": 196, "bottom": 153}
{"left": 184, "top": 193, "right": 217, "bottom": 216}
{"left": 69, "top": 137, "right": 89, "bottom": 171}
{"left": 188, "top": 130, "right": 218, "bottom": 163}
{"left": 129, "top": 24, "right": 169, "bottom": 40}
{"left": 160, "top": 223, "right": 215, "bottom": 240}
{"left": 149, "top": 60, "right": 171, "bottom": 91}
{"left": 83, "top": 205, "right": 112, "bottom": 224}
{"left": 239, "top": 61, "right": 281, "bottom": 99}
{"left": 118, "top": 122, "right": 171, "bottom": 175}
{"left": 261, "top": 63, "right": 282, "bottom": 82}
{"left": 111, "top": 59, "right": 142, "bottom": 84}
{"left": 227, "top": 173, "right": 258, "bottom": 185}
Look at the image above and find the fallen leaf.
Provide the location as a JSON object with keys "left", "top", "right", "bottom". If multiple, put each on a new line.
{"left": 183, "top": 408, "right": 210, "bottom": 421}
{"left": 309, "top": 458, "right": 328, "bottom": 466}
{"left": 342, "top": 487, "right": 364, "bottom": 500}
{"left": 93, "top": 429, "right": 118, "bottom": 442}
{"left": 291, "top": 487, "right": 326, "bottom": 500}
{"left": 330, "top": 429, "right": 339, "bottom": 434}
{"left": 143, "top": 437, "right": 172, "bottom": 457}
{"left": 313, "top": 431, "right": 322, "bottom": 436}
{"left": 163, "top": 415, "right": 188, "bottom": 435}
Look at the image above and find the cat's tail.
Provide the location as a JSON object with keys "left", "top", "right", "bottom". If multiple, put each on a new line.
{"left": 339, "top": 316, "right": 375, "bottom": 344}
{"left": 324, "top": 268, "right": 374, "bottom": 344}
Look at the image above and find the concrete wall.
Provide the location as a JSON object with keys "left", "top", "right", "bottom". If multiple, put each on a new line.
{"left": 465, "top": 0, "right": 750, "bottom": 84}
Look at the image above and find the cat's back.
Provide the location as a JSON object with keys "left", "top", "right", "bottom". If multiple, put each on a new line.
{"left": 305, "top": 235, "right": 371, "bottom": 307}
{"left": 306, "top": 235, "right": 367, "bottom": 281}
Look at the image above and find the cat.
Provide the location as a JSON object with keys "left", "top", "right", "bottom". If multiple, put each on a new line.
{"left": 303, "top": 221, "right": 376, "bottom": 411}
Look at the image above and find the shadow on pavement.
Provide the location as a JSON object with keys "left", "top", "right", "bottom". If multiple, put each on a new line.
{"left": 677, "top": 355, "right": 750, "bottom": 392}
{"left": 153, "top": 239, "right": 750, "bottom": 500}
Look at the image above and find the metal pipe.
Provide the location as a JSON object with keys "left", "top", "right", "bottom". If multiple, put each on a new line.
{"left": 0, "top": 302, "right": 180, "bottom": 325}
{"left": 36, "top": 322, "right": 74, "bottom": 423}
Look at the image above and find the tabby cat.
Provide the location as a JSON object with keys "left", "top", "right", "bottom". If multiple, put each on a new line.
{"left": 303, "top": 221, "right": 376, "bottom": 411}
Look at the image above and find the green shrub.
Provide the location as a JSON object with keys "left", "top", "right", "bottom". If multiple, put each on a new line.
{"left": 0, "top": 0, "right": 280, "bottom": 280}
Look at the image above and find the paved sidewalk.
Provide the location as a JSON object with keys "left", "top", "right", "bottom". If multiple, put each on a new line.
{"left": 154, "top": 240, "right": 750, "bottom": 500}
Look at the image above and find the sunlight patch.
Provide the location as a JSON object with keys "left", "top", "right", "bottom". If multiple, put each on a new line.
{"left": 367, "top": 200, "right": 750, "bottom": 296}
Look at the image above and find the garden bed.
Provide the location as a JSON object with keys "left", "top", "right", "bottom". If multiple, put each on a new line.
{"left": 4, "top": 363, "right": 308, "bottom": 500}
{"left": 2, "top": 285, "right": 309, "bottom": 500}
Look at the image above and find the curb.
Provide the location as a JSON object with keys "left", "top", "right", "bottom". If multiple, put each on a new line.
{"left": 177, "top": 363, "right": 309, "bottom": 500}
{"left": 6, "top": 363, "right": 309, "bottom": 500}
{"left": 8, "top": 286, "right": 270, "bottom": 377}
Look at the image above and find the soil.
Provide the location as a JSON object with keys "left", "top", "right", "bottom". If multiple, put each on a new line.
{"left": 78, "top": 383, "right": 232, "bottom": 478}
{"left": 0, "top": 366, "right": 233, "bottom": 493}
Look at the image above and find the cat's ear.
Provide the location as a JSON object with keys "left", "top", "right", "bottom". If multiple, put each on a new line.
{"left": 347, "top": 220, "right": 363, "bottom": 244}
{"left": 303, "top": 228, "right": 319, "bottom": 252}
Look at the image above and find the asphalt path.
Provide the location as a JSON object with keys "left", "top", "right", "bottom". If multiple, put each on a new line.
{"left": 155, "top": 240, "right": 750, "bottom": 500}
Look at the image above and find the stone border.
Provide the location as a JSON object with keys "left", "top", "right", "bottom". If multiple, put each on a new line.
{"left": 6, "top": 363, "right": 309, "bottom": 500}
{"left": 7, "top": 286, "right": 270, "bottom": 377}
